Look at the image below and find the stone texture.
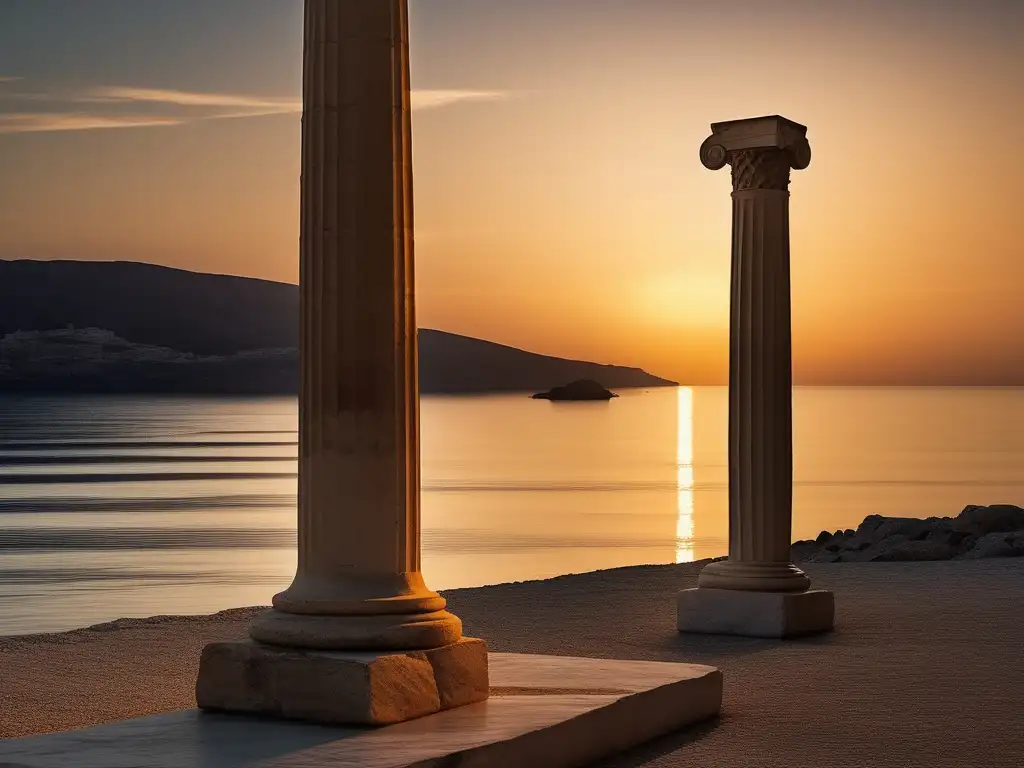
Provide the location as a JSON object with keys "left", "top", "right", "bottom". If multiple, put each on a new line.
{"left": 248, "top": 608, "right": 464, "bottom": 652}
{"left": 791, "top": 506, "right": 1024, "bottom": 563}
{"left": 961, "top": 531, "right": 1024, "bottom": 559}
{"left": 196, "top": 638, "right": 488, "bottom": 726}
{"left": 678, "top": 587, "right": 834, "bottom": 638}
{"left": 2, "top": 653, "right": 723, "bottom": 768}
{"left": 953, "top": 504, "right": 1024, "bottom": 536}
{"left": 692, "top": 116, "right": 814, "bottom": 597}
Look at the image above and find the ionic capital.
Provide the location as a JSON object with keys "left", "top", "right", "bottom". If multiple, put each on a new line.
{"left": 699, "top": 115, "right": 811, "bottom": 192}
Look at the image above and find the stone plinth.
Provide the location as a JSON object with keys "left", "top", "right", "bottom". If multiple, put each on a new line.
{"left": 196, "top": 638, "right": 488, "bottom": 726}
{"left": 678, "top": 587, "right": 834, "bottom": 638}
{"left": 3, "top": 654, "right": 723, "bottom": 768}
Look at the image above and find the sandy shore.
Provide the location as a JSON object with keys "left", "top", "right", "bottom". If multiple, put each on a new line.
{"left": 3, "top": 559, "right": 1023, "bottom": 767}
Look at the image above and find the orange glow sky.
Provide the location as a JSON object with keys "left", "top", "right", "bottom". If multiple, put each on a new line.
{"left": 0, "top": 0, "right": 1021, "bottom": 384}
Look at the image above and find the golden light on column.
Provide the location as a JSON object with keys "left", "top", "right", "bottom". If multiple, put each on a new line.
{"left": 678, "top": 115, "right": 834, "bottom": 638}
{"left": 675, "top": 386, "right": 695, "bottom": 563}
{"left": 194, "top": 0, "right": 489, "bottom": 726}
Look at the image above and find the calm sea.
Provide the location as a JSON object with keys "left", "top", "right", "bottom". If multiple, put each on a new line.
{"left": 1, "top": 387, "right": 1021, "bottom": 635}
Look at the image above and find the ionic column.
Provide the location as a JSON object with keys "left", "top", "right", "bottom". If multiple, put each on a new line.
{"left": 246, "top": 0, "right": 461, "bottom": 650}
{"left": 678, "top": 116, "right": 832, "bottom": 637}
{"left": 696, "top": 116, "right": 811, "bottom": 592}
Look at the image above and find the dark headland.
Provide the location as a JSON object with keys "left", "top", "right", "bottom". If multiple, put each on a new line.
{"left": 0, "top": 260, "right": 677, "bottom": 395}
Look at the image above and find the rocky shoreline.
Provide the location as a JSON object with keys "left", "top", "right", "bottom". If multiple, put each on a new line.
{"left": 791, "top": 504, "right": 1024, "bottom": 563}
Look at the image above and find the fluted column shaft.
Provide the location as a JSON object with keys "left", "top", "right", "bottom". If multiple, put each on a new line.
{"left": 729, "top": 183, "right": 793, "bottom": 563}
{"left": 697, "top": 119, "right": 813, "bottom": 593}
{"left": 249, "top": 0, "right": 462, "bottom": 649}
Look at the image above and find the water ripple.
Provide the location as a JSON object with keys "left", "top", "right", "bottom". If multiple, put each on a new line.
{"left": 0, "top": 527, "right": 296, "bottom": 551}
{"left": 0, "top": 454, "right": 293, "bottom": 466}
{"left": 0, "top": 494, "right": 296, "bottom": 514}
{"left": 0, "top": 440, "right": 296, "bottom": 450}
{"left": 0, "top": 471, "right": 297, "bottom": 485}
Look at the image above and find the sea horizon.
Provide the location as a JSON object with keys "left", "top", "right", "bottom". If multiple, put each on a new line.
{"left": 1, "top": 385, "right": 1021, "bottom": 636}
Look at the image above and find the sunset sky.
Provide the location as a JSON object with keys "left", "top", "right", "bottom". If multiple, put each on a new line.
{"left": 0, "top": 0, "right": 1021, "bottom": 384}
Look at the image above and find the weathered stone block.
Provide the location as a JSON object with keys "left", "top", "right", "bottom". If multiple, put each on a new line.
{"left": 195, "top": 637, "right": 488, "bottom": 726}
{"left": 678, "top": 587, "right": 834, "bottom": 638}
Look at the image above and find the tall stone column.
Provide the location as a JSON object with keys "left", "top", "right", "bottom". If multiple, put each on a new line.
{"left": 195, "top": 0, "right": 489, "bottom": 725}
{"left": 678, "top": 115, "right": 834, "bottom": 638}
{"left": 247, "top": 0, "right": 460, "bottom": 652}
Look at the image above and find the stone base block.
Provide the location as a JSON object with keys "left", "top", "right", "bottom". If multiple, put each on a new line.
{"left": 1, "top": 653, "right": 723, "bottom": 768}
{"left": 678, "top": 587, "right": 835, "bottom": 638}
{"left": 196, "top": 637, "right": 488, "bottom": 726}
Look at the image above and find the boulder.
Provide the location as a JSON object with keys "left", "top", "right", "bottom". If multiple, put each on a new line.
{"left": 792, "top": 507, "right": 1024, "bottom": 563}
{"left": 960, "top": 531, "right": 1024, "bottom": 559}
{"left": 871, "top": 516, "right": 945, "bottom": 543}
{"left": 842, "top": 516, "right": 910, "bottom": 552}
{"left": 860, "top": 533, "right": 910, "bottom": 560}
{"left": 952, "top": 505, "right": 1024, "bottom": 536}
{"left": 790, "top": 540, "right": 818, "bottom": 562}
{"left": 870, "top": 539, "right": 959, "bottom": 562}
{"left": 855, "top": 515, "right": 889, "bottom": 537}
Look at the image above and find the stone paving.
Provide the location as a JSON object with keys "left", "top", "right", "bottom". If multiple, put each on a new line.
{"left": 3, "top": 559, "right": 1022, "bottom": 767}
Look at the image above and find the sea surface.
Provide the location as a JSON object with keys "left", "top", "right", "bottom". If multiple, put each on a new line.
{"left": 1, "top": 387, "right": 1021, "bottom": 636}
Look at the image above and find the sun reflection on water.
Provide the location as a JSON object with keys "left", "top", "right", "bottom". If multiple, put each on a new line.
{"left": 675, "top": 386, "right": 695, "bottom": 563}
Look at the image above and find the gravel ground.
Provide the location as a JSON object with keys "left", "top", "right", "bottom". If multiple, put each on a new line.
{"left": 2, "top": 559, "right": 1022, "bottom": 767}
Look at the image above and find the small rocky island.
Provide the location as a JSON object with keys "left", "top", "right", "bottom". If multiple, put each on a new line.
{"left": 532, "top": 379, "right": 618, "bottom": 401}
{"left": 791, "top": 504, "right": 1024, "bottom": 562}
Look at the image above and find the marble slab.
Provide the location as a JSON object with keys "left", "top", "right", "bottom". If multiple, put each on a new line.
{"left": 0, "top": 652, "right": 723, "bottom": 768}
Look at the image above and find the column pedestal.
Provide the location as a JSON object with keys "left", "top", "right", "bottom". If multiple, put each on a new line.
{"left": 678, "top": 115, "right": 834, "bottom": 638}
{"left": 195, "top": 0, "right": 487, "bottom": 723}
{"left": 196, "top": 639, "right": 489, "bottom": 727}
{"left": 678, "top": 588, "right": 834, "bottom": 639}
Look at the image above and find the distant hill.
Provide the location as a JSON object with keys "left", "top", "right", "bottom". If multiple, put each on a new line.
{"left": 0, "top": 260, "right": 296, "bottom": 355}
{"left": 0, "top": 260, "right": 676, "bottom": 395}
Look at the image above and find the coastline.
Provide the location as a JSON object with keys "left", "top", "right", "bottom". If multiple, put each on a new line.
{"left": 2, "top": 503, "right": 1021, "bottom": 641}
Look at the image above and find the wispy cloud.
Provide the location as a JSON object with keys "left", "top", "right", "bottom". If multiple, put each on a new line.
{"left": 81, "top": 86, "right": 301, "bottom": 113}
{"left": 0, "top": 113, "right": 183, "bottom": 135}
{"left": 84, "top": 86, "right": 504, "bottom": 113}
{"left": 0, "top": 82, "right": 506, "bottom": 135}
{"left": 0, "top": 76, "right": 24, "bottom": 83}
{"left": 412, "top": 90, "right": 505, "bottom": 110}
